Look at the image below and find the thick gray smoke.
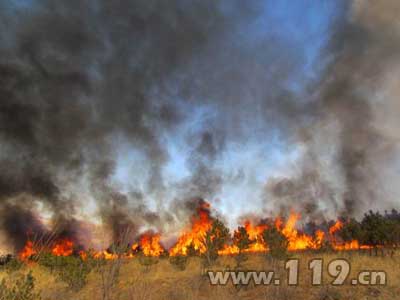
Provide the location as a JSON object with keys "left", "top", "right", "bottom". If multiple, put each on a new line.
{"left": 0, "top": 0, "right": 399, "bottom": 252}
{"left": 0, "top": 0, "right": 264, "bottom": 250}
{"left": 264, "top": 0, "right": 400, "bottom": 220}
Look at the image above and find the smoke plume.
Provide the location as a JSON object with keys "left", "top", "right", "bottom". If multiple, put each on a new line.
{"left": 0, "top": 0, "right": 399, "bottom": 252}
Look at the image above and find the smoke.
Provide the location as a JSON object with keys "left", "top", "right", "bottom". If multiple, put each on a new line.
{"left": 0, "top": 0, "right": 399, "bottom": 252}
{"left": 177, "top": 130, "right": 224, "bottom": 199}
{"left": 0, "top": 199, "right": 48, "bottom": 251}
{"left": 0, "top": 0, "right": 263, "bottom": 250}
{"left": 264, "top": 0, "right": 400, "bottom": 219}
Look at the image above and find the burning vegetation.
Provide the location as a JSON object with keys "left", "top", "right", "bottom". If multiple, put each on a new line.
{"left": 14, "top": 201, "right": 400, "bottom": 263}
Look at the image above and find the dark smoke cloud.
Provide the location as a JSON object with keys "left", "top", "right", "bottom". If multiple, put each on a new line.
{"left": 1, "top": 0, "right": 399, "bottom": 252}
{"left": 0, "top": 0, "right": 263, "bottom": 249}
{"left": 316, "top": 0, "right": 400, "bottom": 216}
{"left": 0, "top": 200, "right": 48, "bottom": 251}
{"left": 264, "top": 0, "right": 400, "bottom": 219}
{"left": 178, "top": 130, "right": 224, "bottom": 199}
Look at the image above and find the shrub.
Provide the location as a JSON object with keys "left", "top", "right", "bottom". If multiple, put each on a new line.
{"left": 361, "top": 211, "right": 391, "bottom": 255}
{"left": 262, "top": 227, "right": 289, "bottom": 261}
{"left": 317, "top": 240, "right": 334, "bottom": 253}
{"left": 0, "top": 256, "right": 23, "bottom": 274}
{"left": 338, "top": 218, "right": 364, "bottom": 244}
{"left": 0, "top": 271, "right": 41, "bottom": 300}
{"left": 169, "top": 255, "right": 188, "bottom": 271}
{"left": 138, "top": 255, "right": 159, "bottom": 272}
{"left": 38, "top": 254, "right": 92, "bottom": 291}
{"left": 58, "top": 257, "right": 92, "bottom": 291}
{"left": 233, "top": 226, "right": 251, "bottom": 267}
{"left": 0, "top": 254, "right": 12, "bottom": 266}
{"left": 202, "top": 219, "right": 230, "bottom": 266}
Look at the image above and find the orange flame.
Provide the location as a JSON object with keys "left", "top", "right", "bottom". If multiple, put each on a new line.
{"left": 51, "top": 239, "right": 74, "bottom": 256}
{"left": 140, "top": 233, "right": 164, "bottom": 256}
{"left": 17, "top": 203, "right": 376, "bottom": 260}
{"left": 92, "top": 250, "right": 118, "bottom": 260}
{"left": 328, "top": 220, "right": 371, "bottom": 250}
{"left": 19, "top": 240, "right": 37, "bottom": 261}
{"left": 219, "top": 221, "right": 268, "bottom": 255}
{"left": 280, "top": 213, "right": 323, "bottom": 250}
{"left": 329, "top": 220, "right": 343, "bottom": 235}
{"left": 243, "top": 222, "right": 268, "bottom": 253}
{"left": 169, "top": 202, "right": 212, "bottom": 256}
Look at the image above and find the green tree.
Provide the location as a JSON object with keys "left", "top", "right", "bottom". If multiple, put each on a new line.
{"left": 262, "top": 227, "right": 289, "bottom": 261}
{"left": 338, "top": 218, "right": 364, "bottom": 245}
{"left": 202, "top": 218, "right": 230, "bottom": 266}
{"left": 233, "top": 226, "right": 250, "bottom": 267}
{"left": 361, "top": 211, "right": 390, "bottom": 256}
{"left": 385, "top": 210, "right": 400, "bottom": 248}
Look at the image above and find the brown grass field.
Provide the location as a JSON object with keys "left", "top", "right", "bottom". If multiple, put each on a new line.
{"left": 1, "top": 251, "right": 399, "bottom": 300}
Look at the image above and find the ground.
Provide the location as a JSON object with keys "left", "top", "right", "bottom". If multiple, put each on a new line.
{"left": 0, "top": 251, "right": 399, "bottom": 300}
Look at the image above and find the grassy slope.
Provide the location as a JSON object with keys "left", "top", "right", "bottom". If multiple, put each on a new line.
{"left": 1, "top": 252, "right": 399, "bottom": 300}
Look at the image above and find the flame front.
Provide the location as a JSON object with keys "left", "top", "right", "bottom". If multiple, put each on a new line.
{"left": 169, "top": 205, "right": 212, "bottom": 256}
{"left": 19, "top": 240, "right": 36, "bottom": 261}
{"left": 329, "top": 220, "right": 343, "bottom": 235}
{"left": 17, "top": 203, "right": 374, "bottom": 260}
{"left": 281, "top": 213, "right": 324, "bottom": 251}
{"left": 140, "top": 234, "right": 164, "bottom": 256}
{"left": 51, "top": 239, "right": 74, "bottom": 256}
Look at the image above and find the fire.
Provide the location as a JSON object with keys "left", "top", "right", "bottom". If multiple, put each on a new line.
{"left": 219, "top": 214, "right": 325, "bottom": 255}
{"left": 315, "top": 230, "right": 325, "bottom": 247}
{"left": 140, "top": 233, "right": 164, "bottom": 257}
{"left": 280, "top": 213, "right": 324, "bottom": 251}
{"left": 19, "top": 240, "right": 37, "bottom": 261}
{"left": 83, "top": 233, "right": 164, "bottom": 259}
{"left": 16, "top": 203, "right": 375, "bottom": 261}
{"left": 219, "top": 222, "right": 268, "bottom": 255}
{"left": 218, "top": 244, "right": 239, "bottom": 255}
{"left": 333, "top": 240, "right": 359, "bottom": 250}
{"left": 243, "top": 222, "right": 268, "bottom": 253}
{"left": 244, "top": 221, "right": 267, "bottom": 240}
{"left": 169, "top": 202, "right": 212, "bottom": 256}
{"left": 93, "top": 250, "right": 118, "bottom": 260}
{"left": 19, "top": 238, "right": 74, "bottom": 260}
{"left": 275, "top": 217, "right": 283, "bottom": 231}
{"left": 51, "top": 239, "right": 74, "bottom": 256}
{"left": 131, "top": 243, "right": 139, "bottom": 252}
{"left": 79, "top": 251, "right": 87, "bottom": 260}
{"left": 328, "top": 220, "right": 372, "bottom": 250}
{"left": 329, "top": 220, "right": 343, "bottom": 235}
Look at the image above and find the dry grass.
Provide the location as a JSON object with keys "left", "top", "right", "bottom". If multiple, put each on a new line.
{"left": 1, "top": 251, "right": 399, "bottom": 300}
